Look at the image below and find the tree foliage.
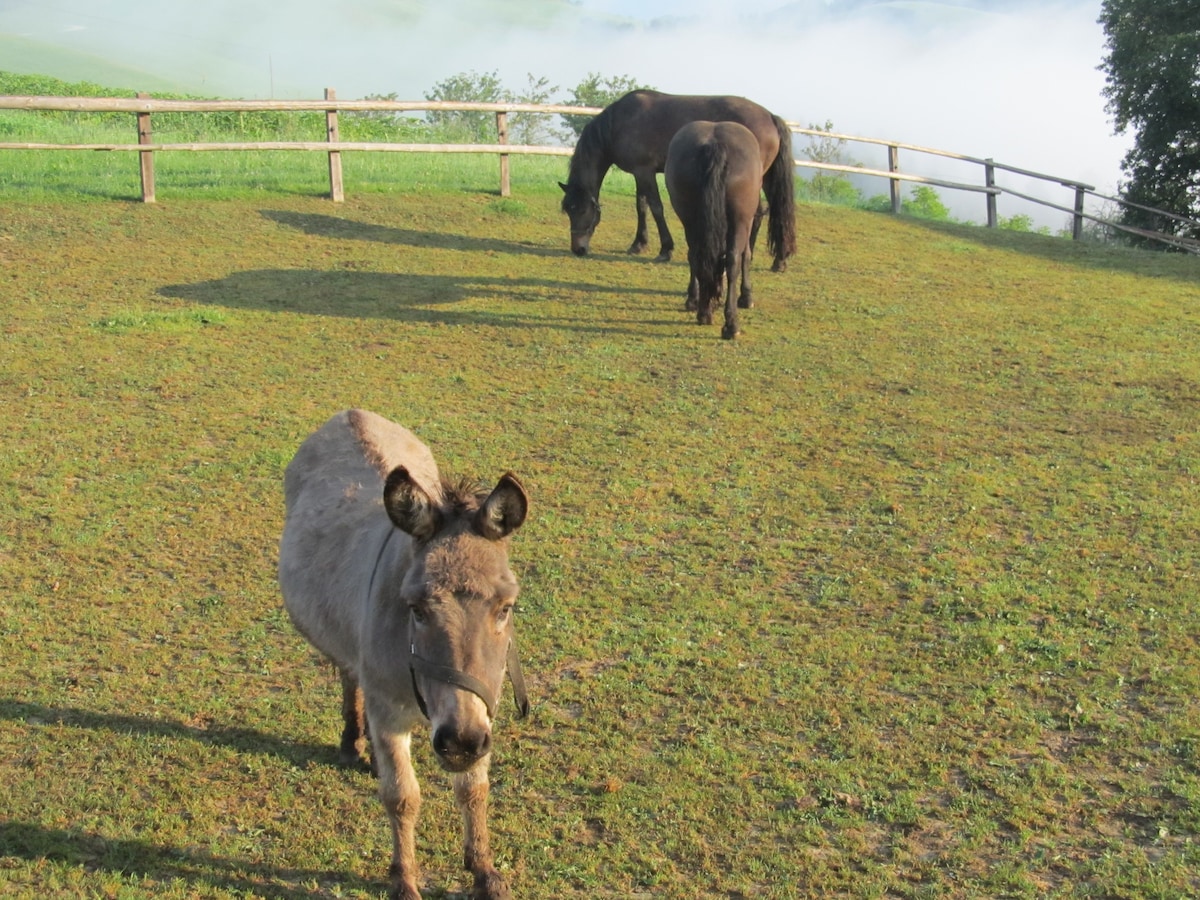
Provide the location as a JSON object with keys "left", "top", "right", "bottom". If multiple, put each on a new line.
{"left": 421, "top": 70, "right": 652, "bottom": 146}
{"left": 1099, "top": 0, "right": 1200, "bottom": 242}
{"left": 559, "top": 72, "right": 655, "bottom": 138}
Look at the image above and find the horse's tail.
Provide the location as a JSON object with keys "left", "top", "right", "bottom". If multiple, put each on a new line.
{"left": 764, "top": 114, "right": 797, "bottom": 272}
{"left": 697, "top": 141, "right": 730, "bottom": 295}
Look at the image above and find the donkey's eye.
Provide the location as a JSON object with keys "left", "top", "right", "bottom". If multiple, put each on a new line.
{"left": 496, "top": 604, "right": 514, "bottom": 626}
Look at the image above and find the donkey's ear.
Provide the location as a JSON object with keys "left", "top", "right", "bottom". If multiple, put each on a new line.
{"left": 476, "top": 472, "right": 528, "bottom": 541}
{"left": 383, "top": 467, "right": 441, "bottom": 541}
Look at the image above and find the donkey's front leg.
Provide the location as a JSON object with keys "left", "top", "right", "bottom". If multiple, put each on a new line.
{"left": 454, "top": 760, "right": 511, "bottom": 900}
{"left": 374, "top": 729, "right": 423, "bottom": 900}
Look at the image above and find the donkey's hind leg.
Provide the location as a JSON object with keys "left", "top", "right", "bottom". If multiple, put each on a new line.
{"left": 339, "top": 668, "right": 369, "bottom": 768}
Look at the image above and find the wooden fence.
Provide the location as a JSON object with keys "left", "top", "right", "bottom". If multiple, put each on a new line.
{"left": 1, "top": 90, "right": 1193, "bottom": 249}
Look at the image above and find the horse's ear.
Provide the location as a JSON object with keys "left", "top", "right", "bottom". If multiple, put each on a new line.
{"left": 384, "top": 467, "right": 441, "bottom": 541}
{"left": 558, "top": 181, "right": 568, "bottom": 193}
{"left": 476, "top": 473, "right": 528, "bottom": 541}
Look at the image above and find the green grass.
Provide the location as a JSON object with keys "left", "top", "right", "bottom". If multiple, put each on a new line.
{"left": 1, "top": 185, "right": 1198, "bottom": 899}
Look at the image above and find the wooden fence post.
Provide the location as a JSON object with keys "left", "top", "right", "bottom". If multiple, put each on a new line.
{"left": 136, "top": 92, "right": 155, "bottom": 203}
{"left": 496, "top": 111, "right": 510, "bottom": 197}
{"left": 1072, "top": 186, "right": 1086, "bottom": 240}
{"left": 887, "top": 144, "right": 901, "bottom": 214}
{"left": 325, "top": 87, "right": 344, "bottom": 202}
{"left": 984, "top": 159, "right": 997, "bottom": 228}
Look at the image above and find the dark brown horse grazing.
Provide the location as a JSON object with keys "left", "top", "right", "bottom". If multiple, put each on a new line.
{"left": 665, "top": 121, "right": 764, "bottom": 340}
{"left": 559, "top": 90, "right": 796, "bottom": 271}
{"left": 279, "top": 409, "right": 530, "bottom": 900}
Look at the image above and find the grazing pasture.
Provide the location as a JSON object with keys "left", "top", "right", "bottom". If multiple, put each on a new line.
{"left": 1, "top": 186, "right": 1198, "bottom": 899}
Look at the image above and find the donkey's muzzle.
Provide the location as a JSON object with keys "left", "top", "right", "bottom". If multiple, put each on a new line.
{"left": 433, "top": 724, "right": 492, "bottom": 771}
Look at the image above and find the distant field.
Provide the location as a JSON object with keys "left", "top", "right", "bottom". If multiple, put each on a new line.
{"left": 1, "top": 182, "right": 1198, "bottom": 899}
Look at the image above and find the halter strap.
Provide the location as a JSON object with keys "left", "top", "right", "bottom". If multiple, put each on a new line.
{"left": 368, "top": 523, "right": 531, "bottom": 721}
{"left": 409, "top": 639, "right": 529, "bottom": 721}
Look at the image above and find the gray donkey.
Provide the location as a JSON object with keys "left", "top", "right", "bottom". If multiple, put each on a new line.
{"left": 279, "top": 409, "right": 529, "bottom": 900}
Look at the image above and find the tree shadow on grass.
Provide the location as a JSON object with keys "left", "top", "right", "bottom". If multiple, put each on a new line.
{"left": 0, "top": 820, "right": 373, "bottom": 900}
{"left": 158, "top": 269, "right": 678, "bottom": 334}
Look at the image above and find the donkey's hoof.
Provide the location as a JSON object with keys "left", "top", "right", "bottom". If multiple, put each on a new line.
{"left": 472, "top": 869, "right": 512, "bottom": 900}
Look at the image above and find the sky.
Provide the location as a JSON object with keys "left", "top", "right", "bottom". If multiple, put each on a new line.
{"left": 1, "top": 0, "right": 1130, "bottom": 228}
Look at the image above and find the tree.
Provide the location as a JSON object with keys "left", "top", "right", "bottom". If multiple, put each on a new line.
{"left": 423, "top": 70, "right": 508, "bottom": 142}
{"left": 509, "top": 74, "right": 562, "bottom": 146}
{"left": 1099, "top": 0, "right": 1200, "bottom": 243}
{"left": 560, "top": 72, "right": 655, "bottom": 138}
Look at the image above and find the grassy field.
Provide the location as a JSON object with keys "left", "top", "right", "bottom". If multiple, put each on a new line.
{"left": 1, "top": 177, "right": 1198, "bottom": 900}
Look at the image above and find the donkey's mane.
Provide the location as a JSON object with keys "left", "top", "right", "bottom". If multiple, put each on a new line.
{"left": 439, "top": 475, "right": 488, "bottom": 514}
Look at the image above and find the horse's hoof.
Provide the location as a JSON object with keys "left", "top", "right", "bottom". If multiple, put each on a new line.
{"left": 738, "top": 296, "right": 754, "bottom": 309}
{"left": 627, "top": 242, "right": 648, "bottom": 255}
{"left": 655, "top": 251, "right": 673, "bottom": 263}
{"left": 721, "top": 326, "right": 741, "bottom": 340}
{"left": 771, "top": 260, "right": 787, "bottom": 273}
{"left": 684, "top": 298, "right": 698, "bottom": 312}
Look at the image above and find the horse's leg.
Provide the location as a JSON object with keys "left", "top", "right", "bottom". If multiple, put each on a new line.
{"left": 748, "top": 198, "right": 766, "bottom": 259}
{"left": 373, "top": 727, "right": 423, "bottom": 900}
{"left": 634, "top": 170, "right": 674, "bottom": 261}
{"left": 454, "top": 761, "right": 511, "bottom": 900}
{"left": 630, "top": 188, "right": 651, "bottom": 256}
{"left": 338, "top": 668, "right": 367, "bottom": 768}
{"left": 737, "top": 242, "right": 754, "bottom": 310}
{"left": 685, "top": 272, "right": 699, "bottom": 312}
{"left": 723, "top": 236, "right": 746, "bottom": 340}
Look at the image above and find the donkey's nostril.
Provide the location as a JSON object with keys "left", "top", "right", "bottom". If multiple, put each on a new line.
{"left": 432, "top": 725, "right": 492, "bottom": 769}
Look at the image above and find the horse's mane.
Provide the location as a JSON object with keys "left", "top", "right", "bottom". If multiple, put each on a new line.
{"left": 566, "top": 106, "right": 612, "bottom": 186}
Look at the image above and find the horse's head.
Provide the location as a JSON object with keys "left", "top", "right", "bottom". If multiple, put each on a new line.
{"left": 383, "top": 467, "right": 529, "bottom": 773}
{"left": 559, "top": 181, "right": 601, "bottom": 256}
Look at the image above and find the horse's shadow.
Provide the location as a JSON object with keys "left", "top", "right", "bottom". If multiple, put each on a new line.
{"left": 259, "top": 208, "right": 663, "bottom": 265}
{"left": 158, "top": 269, "right": 674, "bottom": 333}
{"left": 261, "top": 208, "right": 567, "bottom": 258}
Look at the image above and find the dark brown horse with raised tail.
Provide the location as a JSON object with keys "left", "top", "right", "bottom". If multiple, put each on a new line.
{"left": 559, "top": 90, "right": 796, "bottom": 271}
{"left": 665, "top": 121, "right": 764, "bottom": 340}
{"left": 279, "top": 409, "right": 530, "bottom": 900}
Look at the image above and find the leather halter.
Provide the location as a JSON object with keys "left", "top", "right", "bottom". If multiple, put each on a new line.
{"left": 410, "top": 639, "right": 529, "bottom": 721}
{"left": 369, "top": 525, "right": 530, "bottom": 721}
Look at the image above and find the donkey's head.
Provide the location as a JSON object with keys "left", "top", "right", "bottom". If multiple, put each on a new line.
{"left": 383, "top": 467, "right": 529, "bottom": 772}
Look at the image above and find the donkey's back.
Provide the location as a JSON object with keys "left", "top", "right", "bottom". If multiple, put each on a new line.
{"left": 279, "top": 409, "right": 439, "bottom": 670}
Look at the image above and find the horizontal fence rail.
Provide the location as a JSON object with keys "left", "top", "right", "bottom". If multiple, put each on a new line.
{"left": 1, "top": 91, "right": 1193, "bottom": 250}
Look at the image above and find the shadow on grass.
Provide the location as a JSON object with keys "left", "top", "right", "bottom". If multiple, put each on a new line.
{"left": 0, "top": 699, "right": 337, "bottom": 770}
{"left": 0, "top": 821, "right": 373, "bottom": 900}
{"left": 158, "top": 268, "right": 678, "bottom": 334}
{"left": 905, "top": 215, "right": 1200, "bottom": 283}
{"left": 261, "top": 208, "right": 568, "bottom": 258}
{"left": 259, "top": 208, "right": 654, "bottom": 264}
